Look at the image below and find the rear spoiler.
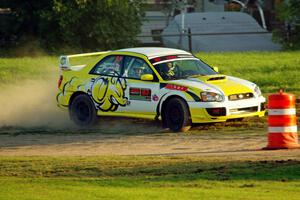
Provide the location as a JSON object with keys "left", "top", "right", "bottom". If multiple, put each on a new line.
{"left": 59, "top": 51, "right": 110, "bottom": 70}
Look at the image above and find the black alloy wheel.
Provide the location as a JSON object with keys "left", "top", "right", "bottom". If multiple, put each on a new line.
{"left": 70, "top": 94, "right": 97, "bottom": 126}
{"left": 164, "top": 97, "right": 191, "bottom": 132}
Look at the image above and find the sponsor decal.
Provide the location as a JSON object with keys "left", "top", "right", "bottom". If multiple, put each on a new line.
{"left": 130, "top": 87, "right": 141, "bottom": 95}
{"left": 149, "top": 55, "right": 194, "bottom": 65}
{"left": 130, "top": 87, "right": 151, "bottom": 101}
{"left": 60, "top": 57, "right": 67, "bottom": 65}
{"left": 159, "top": 83, "right": 200, "bottom": 102}
{"left": 152, "top": 94, "right": 159, "bottom": 101}
{"left": 165, "top": 84, "right": 188, "bottom": 92}
{"left": 56, "top": 77, "right": 79, "bottom": 106}
{"left": 160, "top": 83, "right": 188, "bottom": 91}
{"left": 89, "top": 76, "right": 127, "bottom": 111}
{"left": 141, "top": 88, "right": 151, "bottom": 96}
{"left": 58, "top": 76, "right": 128, "bottom": 112}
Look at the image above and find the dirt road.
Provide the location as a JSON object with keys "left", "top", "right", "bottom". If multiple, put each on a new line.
{"left": 0, "top": 119, "right": 299, "bottom": 159}
{"left": 0, "top": 79, "right": 299, "bottom": 160}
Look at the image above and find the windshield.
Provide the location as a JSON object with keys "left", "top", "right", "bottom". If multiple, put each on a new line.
{"left": 153, "top": 59, "right": 217, "bottom": 80}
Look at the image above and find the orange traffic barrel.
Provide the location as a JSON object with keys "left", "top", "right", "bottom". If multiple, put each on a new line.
{"left": 265, "top": 90, "right": 299, "bottom": 149}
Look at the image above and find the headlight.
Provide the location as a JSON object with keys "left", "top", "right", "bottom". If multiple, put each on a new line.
{"left": 254, "top": 86, "right": 262, "bottom": 96}
{"left": 201, "top": 92, "right": 224, "bottom": 102}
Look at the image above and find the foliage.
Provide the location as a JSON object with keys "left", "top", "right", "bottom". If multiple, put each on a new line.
{"left": 0, "top": 0, "right": 143, "bottom": 52}
{"left": 274, "top": 0, "right": 300, "bottom": 50}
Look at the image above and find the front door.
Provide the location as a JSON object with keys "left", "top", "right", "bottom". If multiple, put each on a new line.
{"left": 119, "top": 56, "right": 160, "bottom": 118}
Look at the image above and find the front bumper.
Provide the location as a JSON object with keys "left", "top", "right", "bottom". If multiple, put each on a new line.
{"left": 188, "top": 96, "right": 266, "bottom": 123}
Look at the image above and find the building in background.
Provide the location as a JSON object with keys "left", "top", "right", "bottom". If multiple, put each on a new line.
{"left": 138, "top": 0, "right": 283, "bottom": 51}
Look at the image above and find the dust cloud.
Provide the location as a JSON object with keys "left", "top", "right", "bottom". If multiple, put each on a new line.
{"left": 0, "top": 78, "right": 73, "bottom": 128}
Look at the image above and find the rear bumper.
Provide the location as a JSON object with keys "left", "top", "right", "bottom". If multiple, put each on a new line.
{"left": 188, "top": 96, "right": 266, "bottom": 123}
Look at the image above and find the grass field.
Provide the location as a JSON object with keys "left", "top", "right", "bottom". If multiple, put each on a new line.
{"left": 0, "top": 57, "right": 57, "bottom": 86}
{"left": 197, "top": 51, "right": 300, "bottom": 94}
{"left": 0, "top": 156, "right": 300, "bottom": 200}
{"left": 0, "top": 51, "right": 300, "bottom": 199}
{"left": 0, "top": 51, "right": 300, "bottom": 93}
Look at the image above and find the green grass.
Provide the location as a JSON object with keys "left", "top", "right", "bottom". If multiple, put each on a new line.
{"left": 1, "top": 178, "right": 299, "bottom": 200}
{"left": 0, "top": 156, "right": 299, "bottom": 200}
{"left": 0, "top": 56, "right": 57, "bottom": 86}
{"left": 0, "top": 51, "right": 300, "bottom": 94}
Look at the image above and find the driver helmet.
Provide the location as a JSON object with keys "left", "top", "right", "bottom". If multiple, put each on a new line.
{"left": 166, "top": 62, "right": 175, "bottom": 76}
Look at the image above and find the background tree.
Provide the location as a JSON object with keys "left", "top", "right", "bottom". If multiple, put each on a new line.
{"left": 275, "top": 0, "right": 300, "bottom": 50}
{"left": 0, "top": 0, "right": 143, "bottom": 53}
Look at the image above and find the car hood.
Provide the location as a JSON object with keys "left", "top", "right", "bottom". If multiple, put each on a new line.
{"left": 167, "top": 74, "right": 255, "bottom": 96}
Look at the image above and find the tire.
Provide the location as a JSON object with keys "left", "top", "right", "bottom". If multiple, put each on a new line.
{"left": 69, "top": 94, "right": 98, "bottom": 126}
{"left": 164, "top": 97, "right": 191, "bottom": 132}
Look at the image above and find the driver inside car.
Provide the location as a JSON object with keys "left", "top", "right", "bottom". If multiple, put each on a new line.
{"left": 133, "top": 66, "right": 143, "bottom": 79}
{"left": 128, "top": 60, "right": 145, "bottom": 79}
{"left": 158, "top": 62, "right": 177, "bottom": 80}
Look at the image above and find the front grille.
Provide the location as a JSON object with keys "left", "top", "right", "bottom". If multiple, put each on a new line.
{"left": 228, "top": 93, "right": 254, "bottom": 101}
{"left": 229, "top": 106, "right": 258, "bottom": 114}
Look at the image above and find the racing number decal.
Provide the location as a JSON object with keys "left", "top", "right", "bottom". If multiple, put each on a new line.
{"left": 130, "top": 87, "right": 151, "bottom": 101}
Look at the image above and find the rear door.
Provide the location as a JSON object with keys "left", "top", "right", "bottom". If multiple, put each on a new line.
{"left": 88, "top": 55, "right": 128, "bottom": 112}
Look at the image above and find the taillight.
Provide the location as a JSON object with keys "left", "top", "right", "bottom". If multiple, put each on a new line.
{"left": 58, "top": 75, "right": 63, "bottom": 88}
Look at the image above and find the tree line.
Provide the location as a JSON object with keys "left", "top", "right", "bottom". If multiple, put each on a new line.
{"left": 0, "top": 0, "right": 143, "bottom": 53}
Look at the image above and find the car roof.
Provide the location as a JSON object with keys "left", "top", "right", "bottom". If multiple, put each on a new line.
{"left": 116, "top": 47, "right": 192, "bottom": 59}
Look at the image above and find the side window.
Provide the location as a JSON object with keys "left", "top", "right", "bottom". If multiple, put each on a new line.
{"left": 122, "top": 56, "right": 153, "bottom": 79}
{"left": 90, "top": 55, "right": 124, "bottom": 76}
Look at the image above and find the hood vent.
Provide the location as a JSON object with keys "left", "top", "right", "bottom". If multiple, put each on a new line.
{"left": 207, "top": 76, "right": 226, "bottom": 81}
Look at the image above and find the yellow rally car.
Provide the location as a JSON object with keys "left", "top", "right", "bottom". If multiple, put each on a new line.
{"left": 57, "top": 47, "right": 265, "bottom": 132}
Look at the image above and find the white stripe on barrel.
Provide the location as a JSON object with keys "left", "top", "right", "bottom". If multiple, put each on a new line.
{"left": 268, "top": 126, "right": 298, "bottom": 133}
{"left": 268, "top": 108, "right": 296, "bottom": 115}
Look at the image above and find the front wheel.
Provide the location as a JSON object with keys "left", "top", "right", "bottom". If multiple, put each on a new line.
{"left": 163, "top": 97, "right": 191, "bottom": 132}
{"left": 69, "top": 94, "right": 98, "bottom": 126}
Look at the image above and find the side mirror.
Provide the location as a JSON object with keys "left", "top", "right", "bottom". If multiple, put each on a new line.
{"left": 141, "top": 74, "right": 154, "bottom": 81}
{"left": 213, "top": 67, "right": 219, "bottom": 72}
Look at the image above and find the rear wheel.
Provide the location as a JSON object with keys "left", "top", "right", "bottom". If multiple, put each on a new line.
{"left": 164, "top": 97, "right": 191, "bottom": 132}
{"left": 69, "top": 94, "right": 97, "bottom": 126}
